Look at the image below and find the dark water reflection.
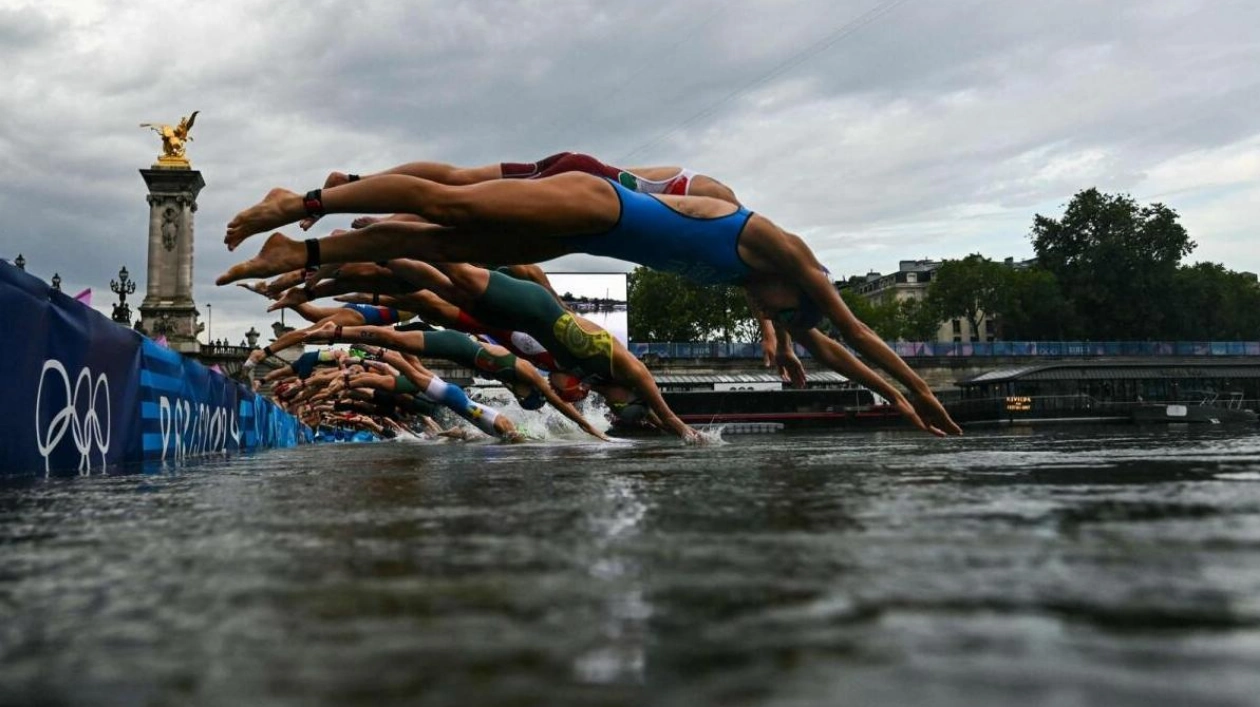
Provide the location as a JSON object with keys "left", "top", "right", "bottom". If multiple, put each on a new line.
{"left": 3, "top": 426, "right": 1260, "bottom": 706}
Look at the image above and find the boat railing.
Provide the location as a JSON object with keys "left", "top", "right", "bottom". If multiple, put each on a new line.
{"left": 630, "top": 340, "right": 1260, "bottom": 360}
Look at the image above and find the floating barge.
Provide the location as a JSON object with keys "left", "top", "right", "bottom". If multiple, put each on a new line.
{"left": 612, "top": 372, "right": 905, "bottom": 435}
{"left": 951, "top": 361, "right": 1260, "bottom": 426}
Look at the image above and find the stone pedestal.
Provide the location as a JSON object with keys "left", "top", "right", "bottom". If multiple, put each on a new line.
{"left": 137, "top": 167, "right": 205, "bottom": 354}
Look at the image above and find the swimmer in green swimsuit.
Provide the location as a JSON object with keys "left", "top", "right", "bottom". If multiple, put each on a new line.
{"left": 364, "top": 260, "right": 698, "bottom": 441}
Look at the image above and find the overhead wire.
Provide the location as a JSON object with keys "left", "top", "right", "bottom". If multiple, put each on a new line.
{"left": 616, "top": 0, "right": 917, "bottom": 163}
{"left": 537, "top": 5, "right": 728, "bottom": 144}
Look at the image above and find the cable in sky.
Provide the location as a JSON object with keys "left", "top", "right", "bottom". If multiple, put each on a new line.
{"left": 616, "top": 0, "right": 917, "bottom": 163}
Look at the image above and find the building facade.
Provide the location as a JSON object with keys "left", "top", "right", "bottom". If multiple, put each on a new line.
{"left": 848, "top": 257, "right": 1033, "bottom": 343}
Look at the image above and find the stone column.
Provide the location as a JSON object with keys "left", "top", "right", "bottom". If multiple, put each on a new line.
{"left": 137, "top": 167, "right": 205, "bottom": 354}
{"left": 144, "top": 194, "right": 163, "bottom": 299}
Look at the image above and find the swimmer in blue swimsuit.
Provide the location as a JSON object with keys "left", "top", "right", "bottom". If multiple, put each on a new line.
{"left": 221, "top": 163, "right": 962, "bottom": 437}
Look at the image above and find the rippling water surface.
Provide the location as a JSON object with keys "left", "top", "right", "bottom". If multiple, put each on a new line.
{"left": 3, "top": 426, "right": 1260, "bottom": 707}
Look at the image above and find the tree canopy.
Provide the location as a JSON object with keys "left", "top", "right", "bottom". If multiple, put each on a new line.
{"left": 627, "top": 268, "right": 758, "bottom": 342}
{"left": 1031, "top": 188, "right": 1196, "bottom": 339}
{"left": 624, "top": 188, "right": 1257, "bottom": 343}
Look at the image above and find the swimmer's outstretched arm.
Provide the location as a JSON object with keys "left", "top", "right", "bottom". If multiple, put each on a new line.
{"left": 611, "top": 346, "right": 699, "bottom": 442}
{"left": 745, "top": 289, "right": 782, "bottom": 373}
{"left": 787, "top": 267, "right": 961, "bottom": 436}
{"left": 771, "top": 325, "right": 808, "bottom": 389}
{"left": 792, "top": 328, "right": 946, "bottom": 437}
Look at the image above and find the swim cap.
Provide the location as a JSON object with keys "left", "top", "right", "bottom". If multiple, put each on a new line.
{"left": 776, "top": 289, "right": 825, "bottom": 330}
{"left": 548, "top": 371, "right": 590, "bottom": 403}
{"left": 616, "top": 402, "right": 649, "bottom": 425}
{"left": 518, "top": 388, "right": 546, "bottom": 411}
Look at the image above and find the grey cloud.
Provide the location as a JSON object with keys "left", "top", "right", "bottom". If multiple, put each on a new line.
{"left": 3, "top": 0, "right": 1260, "bottom": 347}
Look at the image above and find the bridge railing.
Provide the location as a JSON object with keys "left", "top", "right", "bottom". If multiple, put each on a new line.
{"left": 629, "top": 341, "right": 1260, "bottom": 360}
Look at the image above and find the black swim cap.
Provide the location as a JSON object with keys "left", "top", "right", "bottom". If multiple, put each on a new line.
{"left": 518, "top": 389, "right": 546, "bottom": 411}
{"left": 617, "top": 402, "right": 649, "bottom": 425}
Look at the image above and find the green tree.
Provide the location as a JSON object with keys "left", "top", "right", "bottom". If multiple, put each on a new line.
{"left": 838, "top": 289, "right": 905, "bottom": 340}
{"left": 1168, "top": 263, "right": 1260, "bottom": 340}
{"left": 924, "top": 254, "right": 1009, "bottom": 341}
{"left": 627, "top": 269, "right": 703, "bottom": 341}
{"left": 627, "top": 268, "right": 757, "bottom": 342}
{"left": 1031, "top": 188, "right": 1195, "bottom": 339}
{"left": 998, "top": 267, "right": 1074, "bottom": 340}
{"left": 900, "top": 297, "right": 943, "bottom": 341}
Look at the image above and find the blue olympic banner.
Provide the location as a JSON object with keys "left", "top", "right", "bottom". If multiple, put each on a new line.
{"left": 1, "top": 261, "right": 304, "bottom": 478}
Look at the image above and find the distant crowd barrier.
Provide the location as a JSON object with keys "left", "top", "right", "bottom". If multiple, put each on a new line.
{"left": 630, "top": 340, "right": 1260, "bottom": 360}
{"left": 2, "top": 261, "right": 305, "bottom": 478}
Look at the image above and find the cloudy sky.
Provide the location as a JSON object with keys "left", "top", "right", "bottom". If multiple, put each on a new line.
{"left": 2, "top": 0, "right": 1257, "bottom": 345}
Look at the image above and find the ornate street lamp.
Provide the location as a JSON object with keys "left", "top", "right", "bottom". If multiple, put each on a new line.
{"left": 51, "top": 273, "right": 61, "bottom": 291}
{"left": 111, "top": 265, "right": 136, "bottom": 325}
{"left": 206, "top": 303, "right": 213, "bottom": 344}
{"left": 14, "top": 253, "right": 25, "bottom": 271}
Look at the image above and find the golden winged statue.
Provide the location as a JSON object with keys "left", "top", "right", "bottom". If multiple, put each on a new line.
{"left": 140, "top": 110, "right": 199, "bottom": 166}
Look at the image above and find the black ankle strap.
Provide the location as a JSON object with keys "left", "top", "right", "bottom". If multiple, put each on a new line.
{"left": 334, "top": 325, "right": 343, "bottom": 340}
{"left": 304, "top": 238, "right": 321, "bottom": 271}
{"left": 372, "top": 292, "right": 380, "bottom": 306}
{"left": 347, "top": 174, "right": 361, "bottom": 182}
{"left": 302, "top": 189, "right": 324, "bottom": 218}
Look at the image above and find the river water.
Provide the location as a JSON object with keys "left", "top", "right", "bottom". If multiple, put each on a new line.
{"left": 3, "top": 425, "right": 1260, "bottom": 707}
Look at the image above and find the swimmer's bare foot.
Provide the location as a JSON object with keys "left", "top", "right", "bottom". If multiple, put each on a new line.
{"left": 351, "top": 216, "right": 381, "bottom": 229}
{"left": 235, "top": 281, "right": 271, "bottom": 298}
{"left": 267, "top": 286, "right": 309, "bottom": 312}
{"left": 225, "top": 188, "right": 304, "bottom": 251}
{"left": 301, "top": 321, "right": 341, "bottom": 342}
{"left": 258, "top": 270, "right": 307, "bottom": 298}
{"left": 215, "top": 232, "right": 306, "bottom": 285}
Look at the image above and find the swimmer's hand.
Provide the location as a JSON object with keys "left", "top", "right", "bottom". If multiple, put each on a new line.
{"left": 673, "top": 421, "right": 705, "bottom": 445}
{"left": 909, "top": 390, "right": 963, "bottom": 437}
{"left": 775, "top": 350, "right": 807, "bottom": 389}
{"left": 761, "top": 338, "right": 777, "bottom": 369}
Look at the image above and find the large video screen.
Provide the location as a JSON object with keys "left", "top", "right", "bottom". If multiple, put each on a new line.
{"left": 547, "top": 273, "right": 628, "bottom": 344}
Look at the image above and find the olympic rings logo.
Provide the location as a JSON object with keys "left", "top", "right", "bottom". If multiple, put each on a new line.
{"left": 35, "top": 360, "right": 111, "bottom": 475}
